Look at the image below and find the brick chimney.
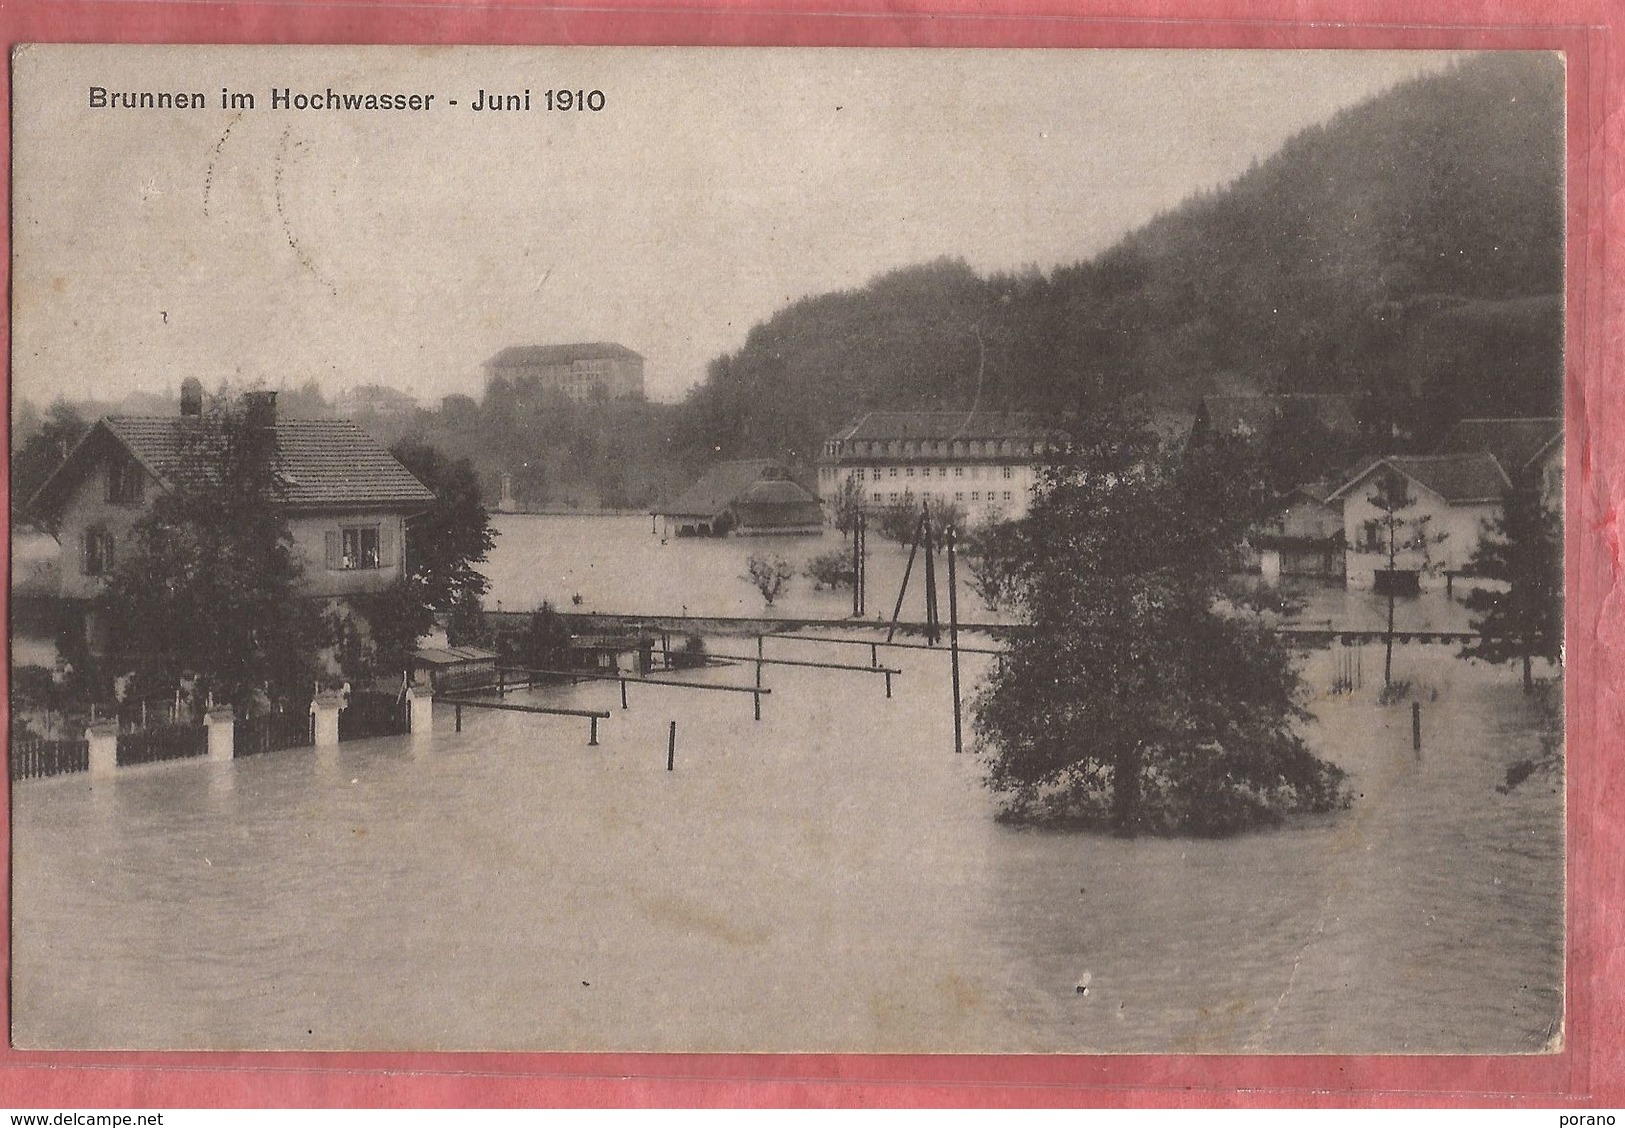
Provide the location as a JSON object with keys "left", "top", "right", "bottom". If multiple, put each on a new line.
{"left": 242, "top": 390, "right": 277, "bottom": 429}
{"left": 180, "top": 378, "right": 204, "bottom": 417}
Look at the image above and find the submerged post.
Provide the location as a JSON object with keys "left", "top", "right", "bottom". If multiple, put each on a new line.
{"left": 886, "top": 514, "right": 927, "bottom": 644}
{"left": 753, "top": 689, "right": 762, "bottom": 721}
{"left": 946, "top": 525, "right": 963, "bottom": 755}
{"left": 589, "top": 715, "right": 600, "bottom": 746}
{"left": 455, "top": 702, "right": 462, "bottom": 733}
{"left": 1412, "top": 700, "right": 1422, "bottom": 757}
{"left": 667, "top": 721, "right": 676, "bottom": 771}
{"left": 922, "top": 506, "right": 940, "bottom": 647}
{"left": 621, "top": 677, "right": 628, "bottom": 710}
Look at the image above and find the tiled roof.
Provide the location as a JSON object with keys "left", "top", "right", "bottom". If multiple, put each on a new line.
{"left": 829, "top": 411, "right": 1052, "bottom": 444}
{"left": 486, "top": 343, "right": 642, "bottom": 367}
{"left": 413, "top": 646, "right": 498, "bottom": 666}
{"left": 657, "top": 459, "right": 780, "bottom": 518}
{"left": 1435, "top": 417, "right": 1561, "bottom": 474}
{"left": 1329, "top": 453, "right": 1511, "bottom": 506}
{"left": 88, "top": 416, "right": 432, "bottom": 512}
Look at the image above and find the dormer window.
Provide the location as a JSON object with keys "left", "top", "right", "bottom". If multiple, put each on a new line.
{"left": 106, "top": 457, "right": 143, "bottom": 504}
{"left": 82, "top": 526, "right": 115, "bottom": 576}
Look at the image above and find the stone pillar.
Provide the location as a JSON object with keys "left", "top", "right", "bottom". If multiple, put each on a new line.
{"left": 311, "top": 692, "right": 343, "bottom": 748}
{"left": 408, "top": 688, "right": 433, "bottom": 738}
{"left": 206, "top": 707, "right": 236, "bottom": 762}
{"left": 86, "top": 720, "right": 119, "bottom": 779}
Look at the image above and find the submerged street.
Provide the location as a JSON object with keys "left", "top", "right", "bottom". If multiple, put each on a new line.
{"left": 11, "top": 640, "right": 1561, "bottom": 1053}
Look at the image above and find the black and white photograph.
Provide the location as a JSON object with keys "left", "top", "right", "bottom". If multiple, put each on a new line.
{"left": 8, "top": 44, "right": 1565, "bottom": 1053}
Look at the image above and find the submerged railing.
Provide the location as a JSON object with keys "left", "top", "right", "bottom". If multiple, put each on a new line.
{"left": 115, "top": 722, "right": 207, "bottom": 767}
{"left": 10, "top": 737, "right": 90, "bottom": 781}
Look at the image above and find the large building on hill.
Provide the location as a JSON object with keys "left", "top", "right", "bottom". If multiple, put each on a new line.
{"left": 817, "top": 411, "right": 1055, "bottom": 523}
{"left": 484, "top": 343, "right": 645, "bottom": 404}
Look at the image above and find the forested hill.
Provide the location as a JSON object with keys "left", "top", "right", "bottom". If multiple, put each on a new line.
{"left": 674, "top": 51, "right": 1564, "bottom": 465}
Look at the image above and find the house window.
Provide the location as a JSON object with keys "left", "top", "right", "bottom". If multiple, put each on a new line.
{"left": 938, "top": 467, "right": 947, "bottom": 478}
{"left": 327, "top": 525, "right": 383, "bottom": 570}
{"left": 889, "top": 467, "right": 898, "bottom": 478}
{"left": 1002, "top": 466, "right": 1013, "bottom": 480}
{"left": 82, "top": 526, "right": 114, "bottom": 576}
{"left": 1003, "top": 491, "right": 1012, "bottom": 501}
{"left": 1360, "top": 520, "right": 1384, "bottom": 553}
{"left": 905, "top": 467, "right": 915, "bottom": 478}
{"left": 106, "top": 457, "right": 143, "bottom": 504}
{"left": 971, "top": 491, "right": 980, "bottom": 502}
{"left": 888, "top": 492, "right": 898, "bottom": 503}
{"left": 954, "top": 491, "right": 964, "bottom": 502}
{"left": 954, "top": 467, "right": 964, "bottom": 478}
{"left": 872, "top": 492, "right": 882, "bottom": 503}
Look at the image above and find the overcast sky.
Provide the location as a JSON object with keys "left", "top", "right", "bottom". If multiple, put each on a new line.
{"left": 12, "top": 45, "right": 1466, "bottom": 408}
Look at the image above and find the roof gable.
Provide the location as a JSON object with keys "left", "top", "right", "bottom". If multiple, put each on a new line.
{"left": 1435, "top": 417, "right": 1562, "bottom": 474}
{"left": 28, "top": 415, "right": 435, "bottom": 520}
{"left": 1328, "top": 453, "right": 1511, "bottom": 506}
{"left": 659, "top": 459, "right": 782, "bottom": 517}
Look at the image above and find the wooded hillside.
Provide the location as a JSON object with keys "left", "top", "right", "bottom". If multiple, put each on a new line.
{"left": 673, "top": 51, "right": 1564, "bottom": 464}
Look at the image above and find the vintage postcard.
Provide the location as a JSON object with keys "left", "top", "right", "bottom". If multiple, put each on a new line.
{"left": 8, "top": 44, "right": 1566, "bottom": 1054}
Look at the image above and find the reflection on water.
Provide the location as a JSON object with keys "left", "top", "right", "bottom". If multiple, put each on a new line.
{"left": 481, "top": 514, "right": 1002, "bottom": 623}
{"left": 12, "top": 642, "right": 1560, "bottom": 1052}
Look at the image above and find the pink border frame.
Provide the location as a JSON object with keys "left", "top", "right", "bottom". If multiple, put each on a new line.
{"left": 1, "top": 0, "right": 1618, "bottom": 1108}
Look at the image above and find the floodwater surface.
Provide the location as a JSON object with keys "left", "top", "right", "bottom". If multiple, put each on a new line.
{"left": 11, "top": 639, "right": 1561, "bottom": 1052}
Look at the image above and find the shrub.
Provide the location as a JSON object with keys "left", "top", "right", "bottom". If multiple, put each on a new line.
{"left": 743, "top": 554, "right": 794, "bottom": 606}
{"left": 803, "top": 549, "right": 856, "bottom": 590}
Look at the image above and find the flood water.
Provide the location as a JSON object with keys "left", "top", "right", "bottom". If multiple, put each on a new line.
{"left": 11, "top": 639, "right": 1561, "bottom": 1052}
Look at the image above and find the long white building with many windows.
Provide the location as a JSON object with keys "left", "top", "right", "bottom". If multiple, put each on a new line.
{"left": 816, "top": 411, "right": 1054, "bottom": 523}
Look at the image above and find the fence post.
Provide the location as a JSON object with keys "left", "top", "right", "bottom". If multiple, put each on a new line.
{"left": 206, "top": 707, "right": 236, "bottom": 763}
{"left": 408, "top": 688, "right": 434, "bottom": 739}
{"left": 667, "top": 721, "right": 676, "bottom": 771}
{"left": 589, "top": 715, "right": 600, "bottom": 747}
{"left": 87, "top": 721, "right": 118, "bottom": 779}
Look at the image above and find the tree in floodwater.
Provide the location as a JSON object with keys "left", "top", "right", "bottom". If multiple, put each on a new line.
{"left": 1459, "top": 482, "right": 1562, "bottom": 693}
{"left": 742, "top": 553, "right": 794, "bottom": 606}
{"left": 973, "top": 411, "right": 1349, "bottom": 837}
{"left": 1363, "top": 469, "right": 1446, "bottom": 686}
{"left": 103, "top": 395, "right": 328, "bottom": 710}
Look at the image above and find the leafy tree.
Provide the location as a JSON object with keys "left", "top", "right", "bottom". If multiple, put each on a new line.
{"left": 874, "top": 491, "right": 922, "bottom": 547}
{"left": 742, "top": 553, "right": 794, "bottom": 606}
{"left": 518, "top": 602, "right": 573, "bottom": 670}
{"left": 103, "top": 396, "right": 328, "bottom": 711}
{"left": 1459, "top": 483, "right": 1562, "bottom": 692}
{"left": 974, "top": 413, "right": 1347, "bottom": 837}
{"left": 12, "top": 401, "right": 89, "bottom": 528}
{"left": 830, "top": 474, "right": 865, "bottom": 538}
{"left": 803, "top": 548, "right": 856, "bottom": 591}
{"left": 1362, "top": 470, "right": 1447, "bottom": 686}
{"left": 961, "top": 517, "right": 1029, "bottom": 613}
{"left": 389, "top": 440, "right": 498, "bottom": 615}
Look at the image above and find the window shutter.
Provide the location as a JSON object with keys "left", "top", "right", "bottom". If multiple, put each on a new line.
{"left": 325, "top": 531, "right": 340, "bottom": 570}
{"left": 379, "top": 522, "right": 396, "bottom": 569}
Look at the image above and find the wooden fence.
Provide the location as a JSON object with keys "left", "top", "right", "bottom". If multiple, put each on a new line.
{"left": 10, "top": 737, "right": 90, "bottom": 781}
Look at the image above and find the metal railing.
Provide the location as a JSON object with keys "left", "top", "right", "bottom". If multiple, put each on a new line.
{"left": 116, "top": 722, "right": 207, "bottom": 767}
{"left": 338, "top": 692, "right": 410, "bottom": 742}
{"left": 236, "top": 710, "right": 315, "bottom": 758}
{"left": 10, "top": 737, "right": 90, "bottom": 781}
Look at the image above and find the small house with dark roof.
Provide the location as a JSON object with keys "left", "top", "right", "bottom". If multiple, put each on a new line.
{"left": 1327, "top": 453, "right": 1511, "bottom": 594}
{"left": 27, "top": 388, "right": 436, "bottom": 650}
{"left": 1253, "top": 480, "right": 1346, "bottom": 584}
{"left": 817, "top": 410, "right": 1057, "bottom": 521}
{"left": 484, "top": 342, "right": 645, "bottom": 404}
{"left": 1435, "top": 416, "right": 1562, "bottom": 516}
{"left": 655, "top": 459, "right": 822, "bottom": 537}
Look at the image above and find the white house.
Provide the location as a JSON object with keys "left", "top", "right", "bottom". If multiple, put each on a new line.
{"left": 1327, "top": 453, "right": 1510, "bottom": 594}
